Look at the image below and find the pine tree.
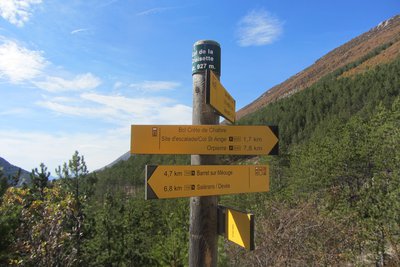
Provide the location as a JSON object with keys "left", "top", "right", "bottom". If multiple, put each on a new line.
{"left": 56, "top": 151, "right": 89, "bottom": 266}
{"left": 30, "top": 163, "right": 50, "bottom": 199}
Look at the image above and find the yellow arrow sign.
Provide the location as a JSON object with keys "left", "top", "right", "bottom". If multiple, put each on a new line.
{"left": 206, "top": 70, "right": 236, "bottom": 123}
{"left": 218, "top": 206, "right": 255, "bottom": 251}
{"left": 131, "top": 125, "right": 278, "bottom": 155}
{"left": 145, "top": 165, "right": 269, "bottom": 199}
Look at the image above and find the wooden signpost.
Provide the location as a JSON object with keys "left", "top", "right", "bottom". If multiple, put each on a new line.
{"left": 130, "top": 40, "right": 279, "bottom": 266}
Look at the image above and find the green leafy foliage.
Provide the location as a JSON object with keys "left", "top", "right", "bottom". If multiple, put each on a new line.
{"left": 0, "top": 185, "right": 80, "bottom": 266}
{"left": 224, "top": 58, "right": 400, "bottom": 266}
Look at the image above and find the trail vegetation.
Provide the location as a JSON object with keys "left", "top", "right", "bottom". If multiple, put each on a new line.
{"left": 1, "top": 57, "right": 399, "bottom": 266}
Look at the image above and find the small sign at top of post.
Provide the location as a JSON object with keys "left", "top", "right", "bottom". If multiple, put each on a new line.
{"left": 206, "top": 69, "right": 236, "bottom": 123}
{"left": 192, "top": 40, "right": 221, "bottom": 75}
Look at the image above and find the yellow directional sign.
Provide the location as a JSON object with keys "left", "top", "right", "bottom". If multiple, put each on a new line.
{"left": 206, "top": 70, "right": 236, "bottom": 123}
{"left": 131, "top": 125, "right": 278, "bottom": 155}
{"left": 145, "top": 165, "right": 269, "bottom": 199}
{"left": 218, "top": 206, "right": 254, "bottom": 251}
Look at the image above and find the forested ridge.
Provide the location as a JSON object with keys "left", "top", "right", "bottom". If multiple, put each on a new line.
{"left": 229, "top": 56, "right": 400, "bottom": 266}
{"left": 1, "top": 56, "right": 399, "bottom": 266}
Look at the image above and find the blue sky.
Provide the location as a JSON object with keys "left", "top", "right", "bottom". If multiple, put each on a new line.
{"left": 0, "top": 0, "right": 398, "bottom": 174}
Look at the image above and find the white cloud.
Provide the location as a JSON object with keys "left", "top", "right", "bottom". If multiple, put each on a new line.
{"left": 236, "top": 9, "right": 283, "bottom": 47}
{"left": 97, "top": 0, "right": 119, "bottom": 9}
{"left": 81, "top": 93, "right": 192, "bottom": 124}
{"left": 40, "top": 95, "right": 76, "bottom": 103}
{"left": 33, "top": 73, "right": 101, "bottom": 92}
{"left": 0, "top": 107, "right": 31, "bottom": 116}
{"left": 136, "top": 7, "right": 176, "bottom": 16}
{"left": 37, "top": 92, "right": 192, "bottom": 125}
{"left": 0, "top": 128, "right": 130, "bottom": 174}
{"left": 71, "top": 28, "right": 90, "bottom": 35}
{"left": 36, "top": 100, "right": 118, "bottom": 118}
{"left": 155, "top": 104, "right": 194, "bottom": 124}
{"left": 113, "top": 81, "right": 123, "bottom": 90}
{"left": 81, "top": 92, "right": 171, "bottom": 112}
{"left": 0, "top": 0, "right": 42, "bottom": 27}
{"left": 129, "top": 80, "right": 180, "bottom": 92}
{"left": 0, "top": 37, "right": 101, "bottom": 91}
{"left": 0, "top": 39, "right": 47, "bottom": 83}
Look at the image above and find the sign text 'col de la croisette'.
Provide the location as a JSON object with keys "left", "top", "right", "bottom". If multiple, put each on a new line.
{"left": 192, "top": 40, "right": 221, "bottom": 75}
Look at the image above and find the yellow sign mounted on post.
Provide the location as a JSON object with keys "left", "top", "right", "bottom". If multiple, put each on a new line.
{"left": 131, "top": 125, "right": 278, "bottom": 155}
{"left": 206, "top": 70, "right": 236, "bottom": 123}
{"left": 145, "top": 165, "right": 269, "bottom": 199}
{"left": 218, "top": 206, "right": 255, "bottom": 250}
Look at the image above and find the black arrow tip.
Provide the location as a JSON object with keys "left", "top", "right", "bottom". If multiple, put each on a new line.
{"left": 269, "top": 125, "right": 279, "bottom": 155}
{"left": 145, "top": 165, "right": 158, "bottom": 200}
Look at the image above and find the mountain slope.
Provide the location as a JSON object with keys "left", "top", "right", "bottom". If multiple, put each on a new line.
{"left": 96, "top": 151, "right": 131, "bottom": 171}
{"left": 0, "top": 157, "right": 31, "bottom": 185}
{"left": 237, "top": 15, "right": 400, "bottom": 120}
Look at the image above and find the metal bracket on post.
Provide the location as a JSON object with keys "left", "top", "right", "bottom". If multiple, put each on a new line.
{"left": 217, "top": 205, "right": 226, "bottom": 236}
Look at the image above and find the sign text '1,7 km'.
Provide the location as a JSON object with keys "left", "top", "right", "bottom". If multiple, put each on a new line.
{"left": 131, "top": 125, "right": 279, "bottom": 155}
{"left": 145, "top": 165, "right": 269, "bottom": 199}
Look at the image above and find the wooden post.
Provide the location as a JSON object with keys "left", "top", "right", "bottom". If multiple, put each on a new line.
{"left": 190, "top": 40, "right": 221, "bottom": 267}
